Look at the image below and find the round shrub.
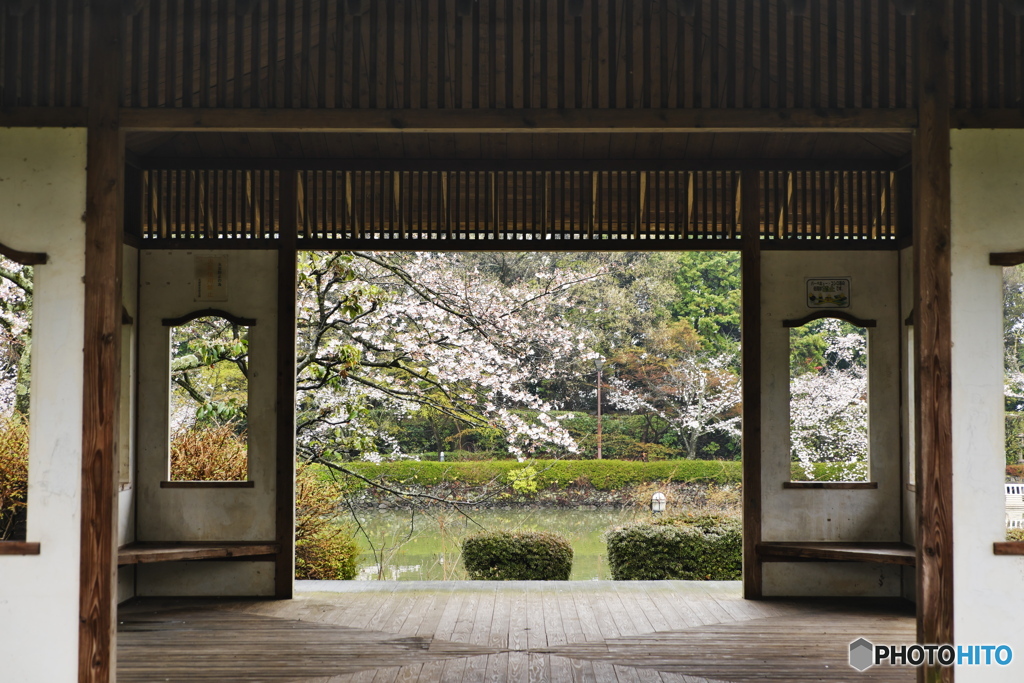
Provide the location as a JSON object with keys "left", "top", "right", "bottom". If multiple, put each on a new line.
{"left": 605, "top": 515, "right": 741, "bottom": 581}
{"left": 462, "top": 530, "right": 573, "bottom": 580}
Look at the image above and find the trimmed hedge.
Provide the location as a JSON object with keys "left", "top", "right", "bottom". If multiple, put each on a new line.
{"left": 462, "top": 530, "right": 574, "bottom": 580}
{"left": 605, "top": 515, "right": 742, "bottom": 581}
{"left": 339, "top": 459, "right": 741, "bottom": 491}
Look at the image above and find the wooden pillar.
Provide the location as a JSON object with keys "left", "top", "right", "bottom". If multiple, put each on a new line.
{"left": 914, "top": 2, "right": 954, "bottom": 681}
{"left": 275, "top": 171, "right": 299, "bottom": 598}
{"left": 79, "top": 3, "right": 123, "bottom": 681}
{"left": 740, "top": 170, "right": 763, "bottom": 599}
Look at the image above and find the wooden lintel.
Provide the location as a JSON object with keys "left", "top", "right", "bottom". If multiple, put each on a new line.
{"left": 782, "top": 311, "right": 877, "bottom": 328}
{"left": 159, "top": 480, "right": 254, "bottom": 488}
{"left": 953, "top": 109, "right": 1024, "bottom": 129}
{"left": 0, "top": 107, "right": 89, "bottom": 128}
{"left": 121, "top": 236, "right": 905, "bottom": 254}
{"left": 783, "top": 481, "right": 879, "bottom": 489}
{"left": 138, "top": 157, "right": 907, "bottom": 173}
{"left": 989, "top": 251, "right": 1024, "bottom": 267}
{"left": 0, "top": 241, "right": 48, "bottom": 265}
{"left": 161, "top": 308, "right": 257, "bottom": 327}
{"left": 119, "top": 107, "right": 918, "bottom": 133}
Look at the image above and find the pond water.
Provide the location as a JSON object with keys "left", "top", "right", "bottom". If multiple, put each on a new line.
{"left": 348, "top": 507, "right": 654, "bottom": 581}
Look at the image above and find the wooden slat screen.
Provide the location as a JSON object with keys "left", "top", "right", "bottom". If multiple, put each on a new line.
{"left": 295, "top": 169, "right": 739, "bottom": 243}
{"left": 136, "top": 167, "right": 898, "bottom": 246}
{"left": 140, "top": 169, "right": 280, "bottom": 240}
{"left": 762, "top": 169, "right": 897, "bottom": 241}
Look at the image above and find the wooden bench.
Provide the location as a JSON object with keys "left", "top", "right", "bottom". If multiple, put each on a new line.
{"left": 117, "top": 541, "right": 279, "bottom": 566}
{"left": 757, "top": 541, "right": 916, "bottom": 566}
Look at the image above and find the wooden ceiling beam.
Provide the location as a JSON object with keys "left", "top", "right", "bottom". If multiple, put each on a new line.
{"left": 119, "top": 108, "right": 917, "bottom": 134}
{"left": 136, "top": 158, "right": 905, "bottom": 173}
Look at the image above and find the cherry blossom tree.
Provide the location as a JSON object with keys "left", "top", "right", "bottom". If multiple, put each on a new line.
{"left": 606, "top": 321, "right": 742, "bottom": 460}
{"left": 295, "top": 251, "right": 604, "bottom": 464}
{"left": 789, "top": 319, "right": 869, "bottom": 481}
{"left": 0, "top": 256, "right": 32, "bottom": 417}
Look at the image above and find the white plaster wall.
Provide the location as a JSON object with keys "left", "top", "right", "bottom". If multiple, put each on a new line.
{"left": 136, "top": 250, "right": 277, "bottom": 596}
{"left": 949, "top": 129, "right": 1024, "bottom": 682}
{"left": 118, "top": 245, "right": 139, "bottom": 603}
{"left": 761, "top": 250, "right": 903, "bottom": 596}
{"left": 0, "top": 128, "right": 87, "bottom": 682}
{"left": 899, "top": 247, "right": 917, "bottom": 600}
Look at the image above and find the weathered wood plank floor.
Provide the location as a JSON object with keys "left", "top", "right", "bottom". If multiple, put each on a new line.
{"left": 118, "top": 581, "right": 915, "bottom": 682}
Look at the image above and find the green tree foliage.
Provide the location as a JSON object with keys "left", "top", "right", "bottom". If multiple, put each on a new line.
{"left": 670, "top": 252, "right": 741, "bottom": 356}
{"left": 170, "top": 316, "right": 250, "bottom": 429}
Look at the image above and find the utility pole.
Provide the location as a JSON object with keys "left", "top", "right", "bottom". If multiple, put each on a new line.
{"left": 595, "top": 358, "right": 604, "bottom": 460}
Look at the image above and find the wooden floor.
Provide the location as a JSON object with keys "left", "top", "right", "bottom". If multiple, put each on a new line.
{"left": 118, "top": 581, "right": 916, "bottom": 683}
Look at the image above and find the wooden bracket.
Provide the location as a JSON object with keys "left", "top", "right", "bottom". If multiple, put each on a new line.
{"left": 782, "top": 310, "right": 877, "bottom": 328}
{"left": 0, "top": 241, "right": 47, "bottom": 266}
{"left": 162, "top": 308, "right": 256, "bottom": 327}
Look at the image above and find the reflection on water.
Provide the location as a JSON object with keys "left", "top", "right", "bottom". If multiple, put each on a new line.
{"left": 348, "top": 507, "right": 652, "bottom": 581}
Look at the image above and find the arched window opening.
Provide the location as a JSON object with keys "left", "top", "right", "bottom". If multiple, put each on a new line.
{"left": 1003, "top": 264, "right": 1024, "bottom": 538}
{"left": 789, "top": 318, "right": 870, "bottom": 483}
{"left": 168, "top": 314, "right": 251, "bottom": 482}
{"left": 0, "top": 254, "right": 34, "bottom": 541}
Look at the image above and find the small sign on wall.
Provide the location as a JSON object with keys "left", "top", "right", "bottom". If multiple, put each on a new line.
{"left": 195, "top": 256, "right": 228, "bottom": 301}
{"left": 806, "top": 277, "right": 851, "bottom": 308}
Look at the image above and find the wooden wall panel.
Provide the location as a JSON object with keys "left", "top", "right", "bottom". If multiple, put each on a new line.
{"left": 113, "top": 0, "right": 922, "bottom": 111}
{"left": 0, "top": 2, "right": 1021, "bottom": 114}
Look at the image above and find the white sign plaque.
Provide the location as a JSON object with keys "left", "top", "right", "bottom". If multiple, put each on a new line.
{"left": 806, "top": 277, "right": 851, "bottom": 308}
{"left": 195, "top": 256, "right": 228, "bottom": 301}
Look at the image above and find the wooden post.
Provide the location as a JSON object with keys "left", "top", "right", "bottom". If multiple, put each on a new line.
{"left": 740, "top": 170, "right": 763, "bottom": 599}
{"left": 914, "top": 2, "right": 954, "bottom": 681}
{"left": 79, "top": 2, "right": 123, "bottom": 681}
{"left": 275, "top": 171, "right": 299, "bottom": 598}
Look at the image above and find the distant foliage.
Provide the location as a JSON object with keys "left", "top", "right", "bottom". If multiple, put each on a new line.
{"left": 342, "top": 459, "right": 742, "bottom": 491}
{"left": 0, "top": 412, "right": 29, "bottom": 540}
{"left": 169, "top": 423, "right": 247, "bottom": 481}
{"left": 294, "top": 464, "right": 358, "bottom": 580}
{"left": 605, "top": 515, "right": 741, "bottom": 581}
{"left": 462, "top": 530, "right": 573, "bottom": 580}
